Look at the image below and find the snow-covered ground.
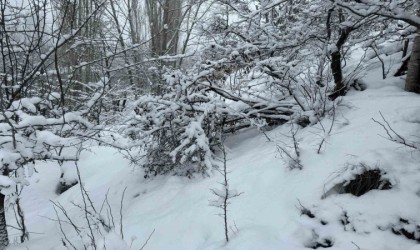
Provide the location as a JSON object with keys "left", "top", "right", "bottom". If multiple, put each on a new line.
{"left": 6, "top": 55, "right": 420, "bottom": 250}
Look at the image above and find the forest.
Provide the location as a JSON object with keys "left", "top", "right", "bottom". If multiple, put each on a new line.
{"left": 0, "top": 0, "right": 419, "bottom": 249}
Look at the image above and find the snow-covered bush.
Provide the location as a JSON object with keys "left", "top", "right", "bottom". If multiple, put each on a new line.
{"left": 121, "top": 70, "right": 224, "bottom": 177}
{"left": 120, "top": 54, "right": 337, "bottom": 177}
{"left": 0, "top": 83, "right": 105, "bottom": 179}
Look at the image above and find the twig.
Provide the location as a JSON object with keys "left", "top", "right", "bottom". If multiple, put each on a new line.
{"left": 75, "top": 161, "right": 96, "bottom": 249}
{"left": 120, "top": 187, "right": 127, "bottom": 239}
{"left": 372, "top": 111, "right": 418, "bottom": 149}
{"left": 53, "top": 206, "right": 78, "bottom": 250}
{"left": 317, "top": 104, "right": 336, "bottom": 154}
{"left": 139, "top": 229, "right": 155, "bottom": 250}
{"left": 351, "top": 241, "right": 361, "bottom": 249}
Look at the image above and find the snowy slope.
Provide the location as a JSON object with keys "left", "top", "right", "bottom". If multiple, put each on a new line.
{"left": 6, "top": 60, "right": 420, "bottom": 249}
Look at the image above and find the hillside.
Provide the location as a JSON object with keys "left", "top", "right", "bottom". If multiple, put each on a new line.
{"left": 6, "top": 54, "right": 420, "bottom": 250}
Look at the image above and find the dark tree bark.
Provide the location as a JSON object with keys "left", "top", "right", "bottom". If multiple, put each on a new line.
{"left": 405, "top": 33, "right": 420, "bottom": 93}
{"left": 0, "top": 169, "right": 10, "bottom": 248}
{"left": 146, "top": 0, "right": 182, "bottom": 57}
{"left": 329, "top": 26, "right": 353, "bottom": 100}
{"left": 0, "top": 193, "right": 7, "bottom": 250}
{"left": 331, "top": 50, "right": 344, "bottom": 90}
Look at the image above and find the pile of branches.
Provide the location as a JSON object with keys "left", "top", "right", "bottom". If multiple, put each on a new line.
{"left": 120, "top": 54, "right": 335, "bottom": 177}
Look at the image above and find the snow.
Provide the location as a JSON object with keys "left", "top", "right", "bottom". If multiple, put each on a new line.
{"left": 7, "top": 74, "right": 419, "bottom": 249}
{"left": 0, "top": 176, "right": 15, "bottom": 195}
{"left": 5, "top": 49, "right": 420, "bottom": 250}
{"left": 10, "top": 97, "right": 42, "bottom": 113}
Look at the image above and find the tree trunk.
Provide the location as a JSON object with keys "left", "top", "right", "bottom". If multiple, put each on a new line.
{"left": 329, "top": 26, "right": 353, "bottom": 100}
{"left": 0, "top": 193, "right": 8, "bottom": 249}
{"left": 327, "top": 9, "right": 353, "bottom": 100}
{"left": 331, "top": 50, "right": 344, "bottom": 91}
{"left": 394, "top": 39, "right": 412, "bottom": 77}
{"left": 146, "top": 0, "right": 181, "bottom": 58}
{"left": 405, "top": 33, "right": 420, "bottom": 93}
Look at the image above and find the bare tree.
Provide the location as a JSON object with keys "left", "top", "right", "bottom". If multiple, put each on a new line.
{"left": 145, "top": 0, "right": 182, "bottom": 58}
{"left": 210, "top": 143, "right": 242, "bottom": 242}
